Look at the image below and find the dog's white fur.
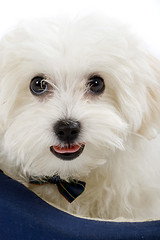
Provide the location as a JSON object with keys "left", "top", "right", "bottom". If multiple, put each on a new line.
{"left": 0, "top": 15, "right": 160, "bottom": 220}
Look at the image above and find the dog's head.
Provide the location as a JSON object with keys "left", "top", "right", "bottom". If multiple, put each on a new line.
{"left": 0, "top": 15, "right": 160, "bottom": 180}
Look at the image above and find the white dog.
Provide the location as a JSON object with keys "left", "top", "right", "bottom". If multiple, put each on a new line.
{"left": 0, "top": 15, "right": 160, "bottom": 221}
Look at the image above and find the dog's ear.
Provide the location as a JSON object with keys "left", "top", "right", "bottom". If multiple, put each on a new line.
{"left": 138, "top": 54, "right": 160, "bottom": 139}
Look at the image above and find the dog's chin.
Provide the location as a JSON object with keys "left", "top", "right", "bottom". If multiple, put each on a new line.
{"left": 26, "top": 143, "right": 106, "bottom": 181}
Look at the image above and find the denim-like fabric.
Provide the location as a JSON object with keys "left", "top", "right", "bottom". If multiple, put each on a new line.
{"left": 0, "top": 170, "right": 160, "bottom": 240}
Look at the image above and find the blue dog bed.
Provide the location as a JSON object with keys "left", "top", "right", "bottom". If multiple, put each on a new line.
{"left": 0, "top": 170, "right": 160, "bottom": 240}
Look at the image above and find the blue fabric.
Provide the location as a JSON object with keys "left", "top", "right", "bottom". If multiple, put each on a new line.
{"left": 0, "top": 170, "right": 160, "bottom": 240}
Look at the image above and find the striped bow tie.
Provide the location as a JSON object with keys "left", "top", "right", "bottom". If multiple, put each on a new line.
{"left": 29, "top": 175, "right": 86, "bottom": 203}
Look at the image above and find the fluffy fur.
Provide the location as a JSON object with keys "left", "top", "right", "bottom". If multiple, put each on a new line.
{"left": 0, "top": 15, "right": 160, "bottom": 220}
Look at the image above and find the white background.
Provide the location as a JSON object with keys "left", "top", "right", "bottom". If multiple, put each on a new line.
{"left": 0, "top": 0, "right": 160, "bottom": 57}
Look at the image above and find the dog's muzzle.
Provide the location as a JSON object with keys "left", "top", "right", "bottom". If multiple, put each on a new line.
{"left": 50, "top": 119, "right": 85, "bottom": 160}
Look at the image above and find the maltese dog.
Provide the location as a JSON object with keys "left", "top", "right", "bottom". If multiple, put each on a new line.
{"left": 0, "top": 15, "right": 160, "bottom": 221}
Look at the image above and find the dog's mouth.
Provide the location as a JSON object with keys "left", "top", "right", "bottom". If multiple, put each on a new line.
{"left": 50, "top": 143, "right": 85, "bottom": 161}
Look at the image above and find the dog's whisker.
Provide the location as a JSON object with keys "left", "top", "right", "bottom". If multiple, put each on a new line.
{"left": 45, "top": 79, "right": 59, "bottom": 91}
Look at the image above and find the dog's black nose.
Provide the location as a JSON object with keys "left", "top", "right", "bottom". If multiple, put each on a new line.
{"left": 54, "top": 119, "right": 81, "bottom": 143}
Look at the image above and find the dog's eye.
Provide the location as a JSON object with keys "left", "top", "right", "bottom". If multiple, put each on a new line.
{"left": 87, "top": 75, "right": 105, "bottom": 95}
{"left": 30, "top": 76, "right": 48, "bottom": 95}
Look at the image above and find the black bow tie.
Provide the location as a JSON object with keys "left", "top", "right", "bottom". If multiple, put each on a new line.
{"left": 29, "top": 175, "right": 86, "bottom": 203}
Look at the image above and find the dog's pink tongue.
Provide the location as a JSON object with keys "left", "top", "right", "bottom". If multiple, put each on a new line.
{"left": 53, "top": 144, "right": 81, "bottom": 154}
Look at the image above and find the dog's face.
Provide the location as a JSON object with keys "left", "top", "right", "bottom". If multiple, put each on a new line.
{"left": 0, "top": 16, "right": 160, "bottom": 180}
